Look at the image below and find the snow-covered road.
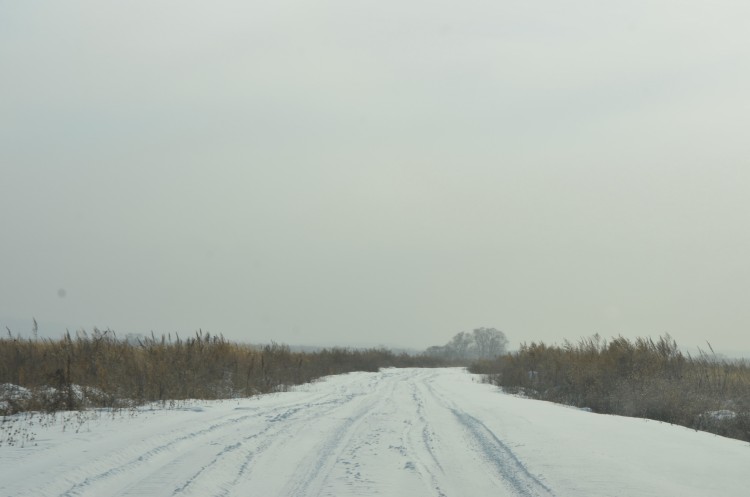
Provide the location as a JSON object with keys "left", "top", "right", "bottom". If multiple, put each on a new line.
{"left": 1, "top": 368, "right": 748, "bottom": 497}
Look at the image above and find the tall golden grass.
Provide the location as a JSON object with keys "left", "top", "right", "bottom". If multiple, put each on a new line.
{"left": 0, "top": 328, "right": 444, "bottom": 413}
{"left": 471, "top": 334, "right": 750, "bottom": 442}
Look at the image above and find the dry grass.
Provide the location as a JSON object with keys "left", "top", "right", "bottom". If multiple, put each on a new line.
{"left": 0, "top": 328, "right": 445, "bottom": 415}
{"left": 471, "top": 334, "right": 750, "bottom": 442}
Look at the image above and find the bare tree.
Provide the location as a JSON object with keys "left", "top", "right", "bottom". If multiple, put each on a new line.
{"left": 425, "top": 328, "right": 509, "bottom": 361}
{"left": 472, "top": 327, "right": 508, "bottom": 359}
{"left": 449, "top": 331, "right": 474, "bottom": 360}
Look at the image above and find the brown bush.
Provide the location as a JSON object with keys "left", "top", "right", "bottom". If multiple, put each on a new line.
{"left": 0, "top": 329, "right": 448, "bottom": 414}
{"left": 470, "top": 334, "right": 750, "bottom": 442}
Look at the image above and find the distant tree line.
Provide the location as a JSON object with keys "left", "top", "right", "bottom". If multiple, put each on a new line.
{"left": 424, "top": 327, "right": 509, "bottom": 362}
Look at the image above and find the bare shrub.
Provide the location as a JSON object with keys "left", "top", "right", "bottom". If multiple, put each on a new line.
{"left": 1, "top": 329, "right": 447, "bottom": 414}
{"left": 471, "top": 334, "right": 750, "bottom": 442}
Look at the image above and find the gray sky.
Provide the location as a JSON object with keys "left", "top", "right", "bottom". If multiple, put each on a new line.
{"left": 2, "top": 1, "right": 750, "bottom": 352}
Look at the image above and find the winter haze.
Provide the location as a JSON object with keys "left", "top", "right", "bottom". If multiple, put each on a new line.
{"left": 1, "top": 1, "right": 749, "bottom": 353}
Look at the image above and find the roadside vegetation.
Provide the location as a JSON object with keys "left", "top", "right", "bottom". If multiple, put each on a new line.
{"left": 0, "top": 328, "right": 446, "bottom": 416}
{"left": 471, "top": 334, "right": 750, "bottom": 443}
{"left": 6, "top": 326, "right": 748, "bottom": 445}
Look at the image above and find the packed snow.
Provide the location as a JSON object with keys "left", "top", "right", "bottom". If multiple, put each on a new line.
{"left": 1, "top": 368, "right": 748, "bottom": 497}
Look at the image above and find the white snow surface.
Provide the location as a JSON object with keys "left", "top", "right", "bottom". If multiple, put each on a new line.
{"left": 1, "top": 368, "right": 748, "bottom": 497}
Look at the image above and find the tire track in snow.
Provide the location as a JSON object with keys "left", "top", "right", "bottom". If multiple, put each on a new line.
{"left": 281, "top": 377, "right": 392, "bottom": 497}
{"left": 400, "top": 377, "right": 448, "bottom": 497}
{"left": 7, "top": 370, "right": 556, "bottom": 497}
{"left": 411, "top": 372, "right": 445, "bottom": 475}
{"left": 58, "top": 411, "right": 258, "bottom": 497}
{"left": 126, "top": 391, "right": 367, "bottom": 497}
{"left": 171, "top": 393, "right": 366, "bottom": 497}
{"left": 53, "top": 388, "right": 362, "bottom": 497}
{"left": 423, "top": 374, "right": 556, "bottom": 497}
{"left": 201, "top": 392, "right": 368, "bottom": 497}
{"left": 450, "top": 409, "right": 555, "bottom": 497}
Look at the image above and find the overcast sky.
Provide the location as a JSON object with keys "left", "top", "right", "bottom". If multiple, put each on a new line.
{"left": 2, "top": 1, "right": 749, "bottom": 352}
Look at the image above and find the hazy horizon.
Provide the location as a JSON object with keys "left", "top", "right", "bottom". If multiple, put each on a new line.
{"left": 3, "top": 315, "right": 749, "bottom": 360}
{"left": 2, "top": 1, "right": 749, "bottom": 353}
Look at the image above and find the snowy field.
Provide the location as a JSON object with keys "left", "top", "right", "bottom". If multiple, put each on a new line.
{"left": 1, "top": 368, "right": 748, "bottom": 497}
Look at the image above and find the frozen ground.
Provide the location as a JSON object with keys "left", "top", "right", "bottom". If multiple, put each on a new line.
{"left": 1, "top": 368, "right": 748, "bottom": 497}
